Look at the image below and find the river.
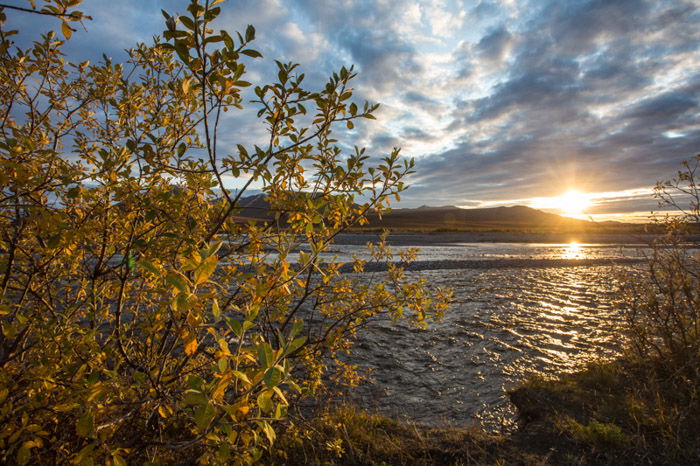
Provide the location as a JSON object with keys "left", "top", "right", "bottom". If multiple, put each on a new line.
{"left": 325, "top": 239, "right": 652, "bottom": 430}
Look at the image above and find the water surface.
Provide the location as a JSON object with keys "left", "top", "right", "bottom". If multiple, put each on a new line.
{"left": 335, "top": 242, "right": 639, "bottom": 430}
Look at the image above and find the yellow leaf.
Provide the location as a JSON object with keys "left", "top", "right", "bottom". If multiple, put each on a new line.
{"left": 157, "top": 404, "right": 171, "bottom": 418}
{"left": 185, "top": 337, "right": 198, "bottom": 356}
{"left": 61, "top": 21, "right": 72, "bottom": 39}
{"left": 194, "top": 254, "right": 218, "bottom": 285}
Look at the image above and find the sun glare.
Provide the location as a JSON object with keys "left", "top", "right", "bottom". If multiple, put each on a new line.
{"left": 554, "top": 190, "right": 591, "bottom": 217}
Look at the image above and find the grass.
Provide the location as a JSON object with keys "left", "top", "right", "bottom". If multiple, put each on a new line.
{"left": 509, "top": 357, "right": 700, "bottom": 465}
{"left": 264, "top": 404, "right": 542, "bottom": 465}
{"left": 264, "top": 355, "right": 699, "bottom": 465}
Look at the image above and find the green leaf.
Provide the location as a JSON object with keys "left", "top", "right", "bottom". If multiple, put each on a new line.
{"left": 194, "top": 404, "right": 215, "bottom": 430}
{"left": 263, "top": 366, "right": 282, "bottom": 388}
{"left": 206, "top": 241, "right": 223, "bottom": 257}
{"left": 217, "top": 357, "right": 227, "bottom": 372}
{"left": 73, "top": 444, "right": 96, "bottom": 466}
{"left": 166, "top": 272, "right": 189, "bottom": 293}
{"left": 76, "top": 411, "right": 95, "bottom": 438}
{"left": 257, "top": 390, "right": 273, "bottom": 413}
{"left": 47, "top": 233, "right": 62, "bottom": 249}
{"left": 225, "top": 317, "right": 242, "bottom": 336}
{"left": 232, "top": 370, "right": 251, "bottom": 385}
{"left": 171, "top": 292, "right": 191, "bottom": 312}
{"left": 16, "top": 443, "right": 31, "bottom": 466}
{"left": 284, "top": 336, "right": 307, "bottom": 356}
{"left": 125, "top": 254, "right": 136, "bottom": 271}
{"left": 257, "top": 342, "right": 273, "bottom": 368}
{"left": 194, "top": 254, "right": 217, "bottom": 285}
{"left": 180, "top": 15, "right": 195, "bottom": 30}
{"left": 137, "top": 259, "right": 160, "bottom": 277}
{"left": 290, "top": 320, "right": 303, "bottom": 339}
{"left": 245, "top": 24, "right": 255, "bottom": 42}
{"left": 241, "top": 49, "right": 262, "bottom": 58}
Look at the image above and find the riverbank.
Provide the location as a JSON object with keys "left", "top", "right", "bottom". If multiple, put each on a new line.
{"left": 266, "top": 354, "right": 700, "bottom": 465}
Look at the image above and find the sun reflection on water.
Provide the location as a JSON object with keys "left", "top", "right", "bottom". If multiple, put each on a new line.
{"left": 563, "top": 241, "right": 586, "bottom": 259}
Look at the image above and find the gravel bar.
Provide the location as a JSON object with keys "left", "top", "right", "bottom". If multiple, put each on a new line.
{"left": 338, "top": 257, "right": 645, "bottom": 272}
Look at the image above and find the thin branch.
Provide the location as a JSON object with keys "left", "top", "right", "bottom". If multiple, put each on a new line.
{"left": 0, "top": 3, "right": 90, "bottom": 20}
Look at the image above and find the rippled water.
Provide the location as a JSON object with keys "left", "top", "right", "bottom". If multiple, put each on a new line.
{"left": 322, "top": 241, "right": 650, "bottom": 262}
{"left": 335, "top": 243, "right": 641, "bottom": 430}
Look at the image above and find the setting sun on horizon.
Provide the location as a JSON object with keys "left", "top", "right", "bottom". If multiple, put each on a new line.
{"left": 528, "top": 190, "right": 593, "bottom": 219}
{"left": 552, "top": 190, "right": 592, "bottom": 218}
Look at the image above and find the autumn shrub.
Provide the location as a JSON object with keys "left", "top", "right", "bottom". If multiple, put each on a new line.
{"left": 621, "top": 156, "right": 700, "bottom": 380}
{"left": 614, "top": 155, "right": 700, "bottom": 460}
{"left": 0, "top": 1, "right": 449, "bottom": 463}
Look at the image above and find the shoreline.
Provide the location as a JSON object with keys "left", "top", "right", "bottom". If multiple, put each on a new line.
{"left": 338, "top": 257, "right": 644, "bottom": 272}
{"left": 334, "top": 231, "right": 670, "bottom": 246}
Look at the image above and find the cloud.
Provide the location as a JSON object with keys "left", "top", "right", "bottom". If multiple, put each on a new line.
{"left": 6, "top": 0, "right": 699, "bottom": 219}
{"left": 402, "top": 0, "right": 700, "bottom": 218}
{"left": 477, "top": 26, "right": 513, "bottom": 62}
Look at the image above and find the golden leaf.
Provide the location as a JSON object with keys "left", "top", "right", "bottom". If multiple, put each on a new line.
{"left": 184, "top": 337, "right": 198, "bottom": 356}
{"left": 61, "top": 21, "right": 72, "bottom": 40}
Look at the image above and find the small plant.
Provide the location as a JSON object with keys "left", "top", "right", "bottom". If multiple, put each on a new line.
{"left": 566, "top": 419, "right": 630, "bottom": 451}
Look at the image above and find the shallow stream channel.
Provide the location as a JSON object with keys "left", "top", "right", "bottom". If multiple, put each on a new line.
{"left": 323, "top": 238, "right": 652, "bottom": 430}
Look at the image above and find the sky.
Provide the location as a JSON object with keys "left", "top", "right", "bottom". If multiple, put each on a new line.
{"left": 7, "top": 0, "right": 700, "bottom": 221}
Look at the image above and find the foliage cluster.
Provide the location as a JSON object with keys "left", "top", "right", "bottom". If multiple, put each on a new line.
{"left": 621, "top": 155, "right": 700, "bottom": 378}
{"left": 0, "top": 1, "right": 449, "bottom": 463}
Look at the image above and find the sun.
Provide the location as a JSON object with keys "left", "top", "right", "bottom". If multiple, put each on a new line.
{"left": 554, "top": 190, "right": 591, "bottom": 217}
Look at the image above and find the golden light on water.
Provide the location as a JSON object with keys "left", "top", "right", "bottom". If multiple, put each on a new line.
{"left": 563, "top": 241, "right": 585, "bottom": 259}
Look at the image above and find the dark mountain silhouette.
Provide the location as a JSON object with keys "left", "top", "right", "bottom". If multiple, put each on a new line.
{"left": 227, "top": 195, "right": 626, "bottom": 232}
{"left": 364, "top": 205, "right": 598, "bottom": 231}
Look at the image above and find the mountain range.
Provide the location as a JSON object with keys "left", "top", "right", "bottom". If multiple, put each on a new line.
{"left": 230, "top": 194, "right": 634, "bottom": 232}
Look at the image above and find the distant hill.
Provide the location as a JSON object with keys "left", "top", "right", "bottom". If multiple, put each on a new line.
{"left": 227, "top": 195, "right": 646, "bottom": 233}
{"left": 363, "top": 205, "right": 633, "bottom": 232}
